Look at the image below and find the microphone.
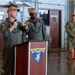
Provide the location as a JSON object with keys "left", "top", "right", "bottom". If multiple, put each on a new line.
{"left": 14, "top": 19, "right": 17, "bottom": 22}
{"left": 11, "top": 19, "right": 17, "bottom": 25}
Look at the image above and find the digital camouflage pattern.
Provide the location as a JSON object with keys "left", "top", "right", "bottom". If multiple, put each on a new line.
{"left": 65, "top": 21, "right": 75, "bottom": 60}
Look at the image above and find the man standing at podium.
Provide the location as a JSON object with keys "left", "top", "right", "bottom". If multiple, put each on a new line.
{"left": 0, "top": 6, "right": 28, "bottom": 75}
{"left": 23, "top": 8, "right": 46, "bottom": 41}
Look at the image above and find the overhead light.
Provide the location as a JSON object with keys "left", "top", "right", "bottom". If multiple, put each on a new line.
{"left": 15, "top": 1, "right": 30, "bottom": 7}
{"left": 0, "top": 1, "right": 30, "bottom": 7}
{"left": 0, "top": 1, "right": 17, "bottom": 7}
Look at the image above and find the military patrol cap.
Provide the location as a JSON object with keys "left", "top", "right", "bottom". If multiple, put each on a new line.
{"left": 28, "top": 8, "right": 36, "bottom": 13}
{"left": 72, "top": 13, "right": 75, "bottom": 16}
{"left": 7, "top": 6, "right": 20, "bottom": 13}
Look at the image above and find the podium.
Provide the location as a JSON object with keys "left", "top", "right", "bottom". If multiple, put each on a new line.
{"left": 14, "top": 40, "right": 48, "bottom": 75}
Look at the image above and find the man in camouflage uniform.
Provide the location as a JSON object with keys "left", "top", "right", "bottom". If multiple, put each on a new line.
{"left": 65, "top": 13, "right": 75, "bottom": 64}
{"left": 0, "top": 6, "right": 27, "bottom": 75}
{"left": 23, "top": 8, "right": 46, "bottom": 41}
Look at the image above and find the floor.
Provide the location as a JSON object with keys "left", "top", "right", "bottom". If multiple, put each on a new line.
{"left": 48, "top": 49, "right": 75, "bottom": 75}
{"left": 0, "top": 48, "right": 75, "bottom": 75}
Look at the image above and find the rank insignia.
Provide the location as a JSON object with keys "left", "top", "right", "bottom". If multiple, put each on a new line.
{"left": 31, "top": 48, "right": 45, "bottom": 64}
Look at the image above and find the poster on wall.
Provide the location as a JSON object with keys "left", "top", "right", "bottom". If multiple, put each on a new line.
{"left": 39, "top": 10, "right": 49, "bottom": 25}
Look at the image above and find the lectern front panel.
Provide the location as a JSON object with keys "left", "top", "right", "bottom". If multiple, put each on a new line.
{"left": 15, "top": 43, "right": 28, "bottom": 75}
{"left": 29, "top": 41, "right": 47, "bottom": 75}
{"left": 15, "top": 41, "right": 48, "bottom": 75}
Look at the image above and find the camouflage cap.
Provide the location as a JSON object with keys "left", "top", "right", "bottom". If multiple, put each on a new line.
{"left": 7, "top": 6, "right": 20, "bottom": 13}
{"left": 28, "top": 8, "right": 36, "bottom": 13}
{"left": 72, "top": 13, "right": 75, "bottom": 16}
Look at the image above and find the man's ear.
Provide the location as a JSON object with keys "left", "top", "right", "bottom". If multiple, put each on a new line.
{"left": 8, "top": 12, "right": 11, "bottom": 15}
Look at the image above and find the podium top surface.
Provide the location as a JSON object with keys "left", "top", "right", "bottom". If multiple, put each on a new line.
{"left": 14, "top": 40, "right": 48, "bottom": 47}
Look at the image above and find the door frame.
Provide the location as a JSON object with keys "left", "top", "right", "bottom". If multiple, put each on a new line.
{"left": 49, "top": 9, "right": 61, "bottom": 48}
{"left": 39, "top": 8, "right": 62, "bottom": 48}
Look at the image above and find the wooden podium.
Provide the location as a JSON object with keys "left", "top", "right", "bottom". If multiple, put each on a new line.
{"left": 14, "top": 40, "right": 48, "bottom": 75}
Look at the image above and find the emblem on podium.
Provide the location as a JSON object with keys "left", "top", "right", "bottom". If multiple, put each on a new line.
{"left": 31, "top": 48, "right": 45, "bottom": 64}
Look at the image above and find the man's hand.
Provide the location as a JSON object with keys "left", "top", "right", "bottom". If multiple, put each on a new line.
{"left": 13, "top": 21, "right": 18, "bottom": 28}
{"left": 24, "top": 21, "right": 30, "bottom": 30}
{"left": 72, "top": 34, "right": 75, "bottom": 38}
{"left": 10, "top": 21, "right": 18, "bottom": 32}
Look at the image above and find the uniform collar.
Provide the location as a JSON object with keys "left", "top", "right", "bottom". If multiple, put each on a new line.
{"left": 6, "top": 18, "right": 15, "bottom": 25}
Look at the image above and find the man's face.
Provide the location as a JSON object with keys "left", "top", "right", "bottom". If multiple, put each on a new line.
{"left": 9, "top": 10, "right": 17, "bottom": 18}
{"left": 30, "top": 12, "right": 37, "bottom": 19}
{"left": 72, "top": 16, "right": 75, "bottom": 21}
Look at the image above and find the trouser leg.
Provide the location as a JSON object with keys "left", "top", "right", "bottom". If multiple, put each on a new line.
{"left": 67, "top": 42, "right": 72, "bottom": 61}
{"left": 1, "top": 70, "right": 10, "bottom": 75}
{"left": 1, "top": 48, "right": 14, "bottom": 75}
{"left": 11, "top": 53, "right": 14, "bottom": 75}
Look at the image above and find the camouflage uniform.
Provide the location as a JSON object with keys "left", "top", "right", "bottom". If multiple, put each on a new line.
{"left": 65, "top": 21, "right": 75, "bottom": 61}
{"left": 0, "top": 18, "right": 26, "bottom": 75}
{"left": 23, "top": 18, "right": 46, "bottom": 41}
